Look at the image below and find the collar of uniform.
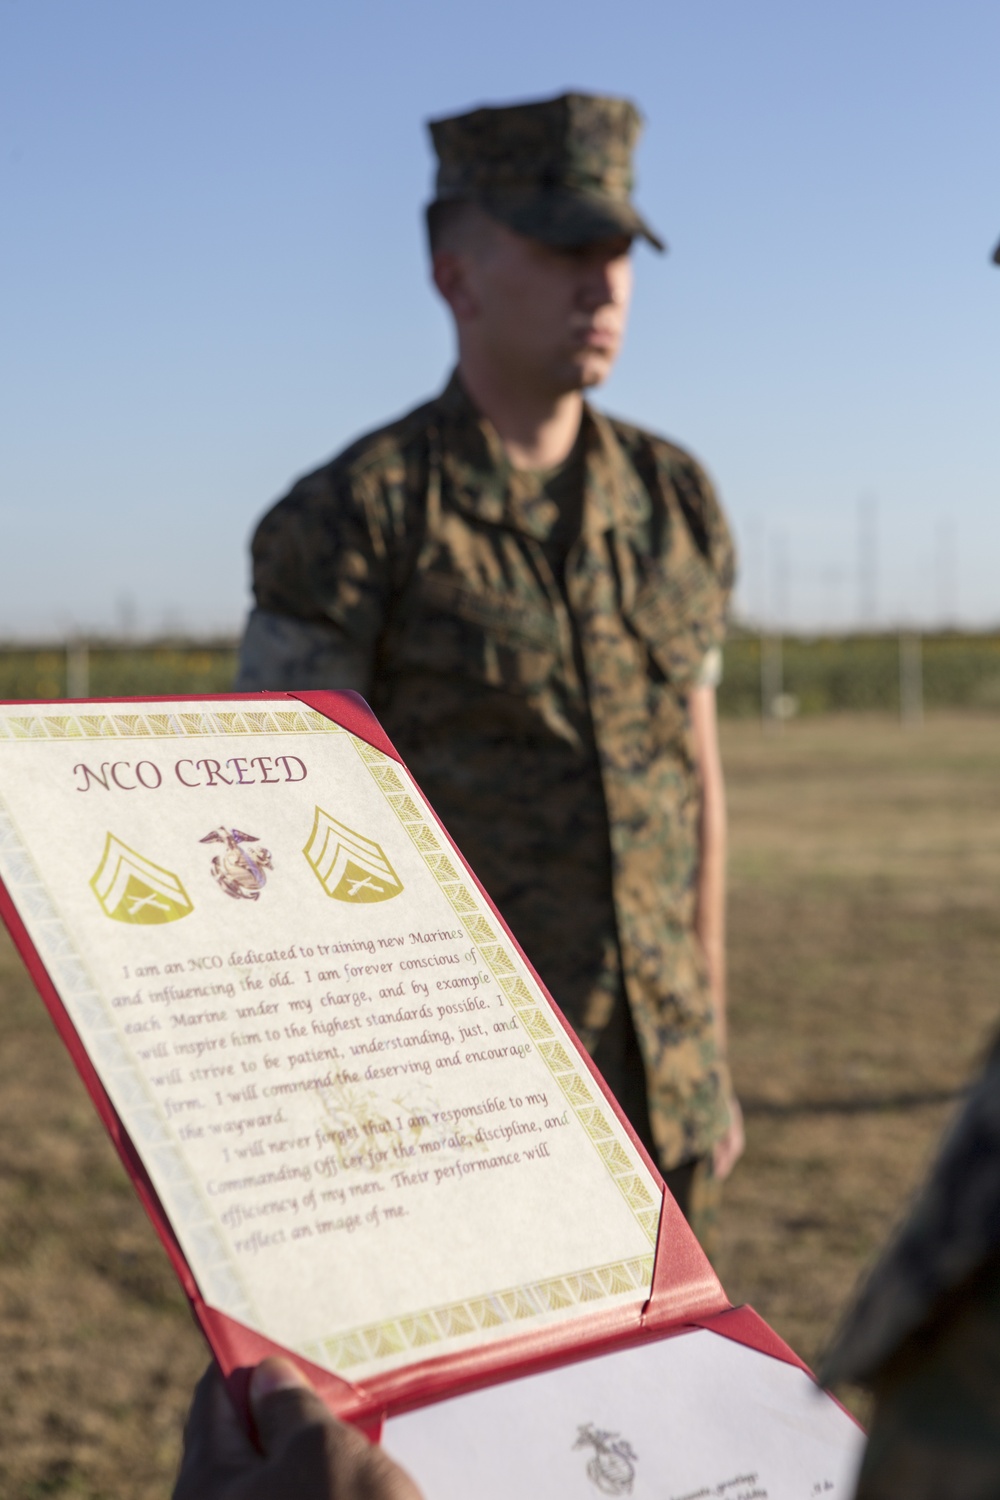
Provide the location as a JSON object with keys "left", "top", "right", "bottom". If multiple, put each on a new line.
{"left": 434, "top": 371, "right": 648, "bottom": 543}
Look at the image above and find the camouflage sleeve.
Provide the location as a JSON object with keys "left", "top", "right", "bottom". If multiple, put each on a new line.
{"left": 634, "top": 441, "right": 737, "bottom": 688}
{"left": 851, "top": 1254, "right": 1000, "bottom": 1500}
{"left": 237, "top": 453, "right": 419, "bottom": 692}
{"left": 822, "top": 1047, "right": 1000, "bottom": 1391}
{"left": 234, "top": 608, "right": 372, "bottom": 692}
{"left": 612, "top": 418, "right": 736, "bottom": 610}
{"left": 668, "top": 449, "right": 737, "bottom": 604}
{"left": 676, "top": 454, "right": 735, "bottom": 680}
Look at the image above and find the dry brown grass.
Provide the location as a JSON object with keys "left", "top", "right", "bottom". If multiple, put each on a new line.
{"left": 1, "top": 712, "right": 998, "bottom": 1493}
{"left": 717, "top": 713, "right": 1000, "bottom": 1404}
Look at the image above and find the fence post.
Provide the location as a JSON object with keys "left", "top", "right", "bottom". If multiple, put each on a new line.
{"left": 760, "top": 632, "right": 784, "bottom": 729}
{"left": 66, "top": 641, "right": 90, "bottom": 699}
{"left": 899, "top": 631, "right": 923, "bottom": 727}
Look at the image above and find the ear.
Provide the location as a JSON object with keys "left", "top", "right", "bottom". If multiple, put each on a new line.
{"left": 432, "top": 250, "right": 479, "bottom": 323}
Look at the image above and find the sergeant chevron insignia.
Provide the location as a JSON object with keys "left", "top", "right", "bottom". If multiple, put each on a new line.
{"left": 90, "top": 834, "right": 193, "bottom": 924}
{"left": 303, "top": 807, "right": 403, "bottom": 903}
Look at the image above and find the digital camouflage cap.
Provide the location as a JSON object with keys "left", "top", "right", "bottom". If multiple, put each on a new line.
{"left": 427, "top": 91, "right": 665, "bottom": 252}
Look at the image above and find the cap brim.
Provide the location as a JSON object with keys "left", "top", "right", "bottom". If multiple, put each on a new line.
{"left": 477, "top": 187, "right": 666, "bottom": 253}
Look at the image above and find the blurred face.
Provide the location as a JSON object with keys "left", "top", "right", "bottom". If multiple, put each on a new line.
{"left": 434, "top": 214, "right": 634, "bottom": 399}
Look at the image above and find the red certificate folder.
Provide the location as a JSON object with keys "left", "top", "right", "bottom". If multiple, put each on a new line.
{"left": 0, "top": 691, "right": 858, "bottom": 1480}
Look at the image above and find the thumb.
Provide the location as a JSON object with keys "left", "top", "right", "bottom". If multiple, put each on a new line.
{"left": 249, "top": 1358, "right": 334, "bottom": 1457}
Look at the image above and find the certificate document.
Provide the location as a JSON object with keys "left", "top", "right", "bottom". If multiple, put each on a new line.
{"left": 0, "top": 691, "right": 863, "bottom": 1490}
{"left": 0, "top": 692, "right": 674, "bottom": 1397}
{"left": 384, "top": 1330, "right": 865, "bottom": 1499}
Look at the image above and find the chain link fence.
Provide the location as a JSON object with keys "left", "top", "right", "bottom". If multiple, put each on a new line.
{"left": 719, "top": 631, "right": 1000, "bottom": 718}
{"left": 2, "top": 633, "right": 1000, "bottom": 717}
{"left": 0, "top": 643, "right": 238, "bottom": 701}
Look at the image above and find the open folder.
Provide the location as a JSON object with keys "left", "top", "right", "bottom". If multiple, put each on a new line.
{"left": 0, "top": 691, "right": 863, "bottom": 1496}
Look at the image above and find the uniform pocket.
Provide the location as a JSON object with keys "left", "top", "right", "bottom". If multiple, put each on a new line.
{"left": 392, "top": 571, "right": 561, "bottom": 693}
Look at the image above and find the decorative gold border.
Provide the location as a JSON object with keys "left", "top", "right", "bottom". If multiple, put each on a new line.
{"left": 305, "top": 1254, "right": 654, "bottom": 1371}
{"left": 0, "top": 705, "right": 341, "bottom": 741}
{"left": 0, "top": 701, "right": 661, "bottom": 1381}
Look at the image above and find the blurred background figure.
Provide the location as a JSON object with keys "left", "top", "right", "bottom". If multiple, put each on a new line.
{"left": 825, "top": 1043, "right": 1000, "bottom": 1499}
{"left": 236, "top": 91, "right": 743, "bottom": 1248}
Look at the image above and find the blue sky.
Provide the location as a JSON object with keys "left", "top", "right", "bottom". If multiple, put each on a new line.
{"left": 1, "top": 0, "right": 997, "bottom": 637}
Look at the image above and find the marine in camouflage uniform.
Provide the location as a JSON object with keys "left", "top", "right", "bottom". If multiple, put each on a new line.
{"left": 823, "top": 236, "right": 1000, "bottom": 1497}
{"left": 236, "top": 93, "right": 738, "bottom": 1236}
{"left": 823, "top": 1045, "right": 1000, "bottom": 1498}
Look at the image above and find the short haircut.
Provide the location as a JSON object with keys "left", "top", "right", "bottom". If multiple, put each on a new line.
{"left": 425, "top": 197, "right": 485, "bottom": 256}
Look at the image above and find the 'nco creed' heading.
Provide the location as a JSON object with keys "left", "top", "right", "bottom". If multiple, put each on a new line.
{"left": 72, "top": 755, "right": 308, "bottom": 793}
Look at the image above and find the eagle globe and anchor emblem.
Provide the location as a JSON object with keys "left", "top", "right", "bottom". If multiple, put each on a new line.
{"left": 200, "top": 826, "right": 273, "bottom": 901}
{"left": 574, "top": 1423, "right": 638, "bottom": 1496}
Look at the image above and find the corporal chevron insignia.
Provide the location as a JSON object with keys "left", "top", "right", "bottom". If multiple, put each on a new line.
{"left": 303, "top": 808, "right": 403, "bottom": 903}
{"left": 90, "top": 835, "right": 193, "bottom": 924}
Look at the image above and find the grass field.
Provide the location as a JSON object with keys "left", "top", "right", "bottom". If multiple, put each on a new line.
{"left": 1, "top": 712, "right": 999, "bottom": 1495}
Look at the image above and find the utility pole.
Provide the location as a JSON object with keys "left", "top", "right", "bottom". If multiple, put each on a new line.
{"left": 760, "top": 633, "right": 784, "bottom": 732}
{"left": 899, "top": 631, "right": 923, "bottom": 728}
{"left": 761, "top": 531, "right": 789, "bottom": 730}
{"left": 66, "top": 640, "right": 90, "bottom": 699}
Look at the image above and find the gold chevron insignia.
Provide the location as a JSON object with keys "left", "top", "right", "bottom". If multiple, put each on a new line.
{"left": 303, "top": 808, "right": 403, "bottom": 904}
{"left": 90, "top": 835, "right": 193, "bottom": 924}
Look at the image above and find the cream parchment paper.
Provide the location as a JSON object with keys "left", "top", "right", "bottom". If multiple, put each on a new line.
{"left": 0, "top": 700, "right": 660, "bottom": 1380}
